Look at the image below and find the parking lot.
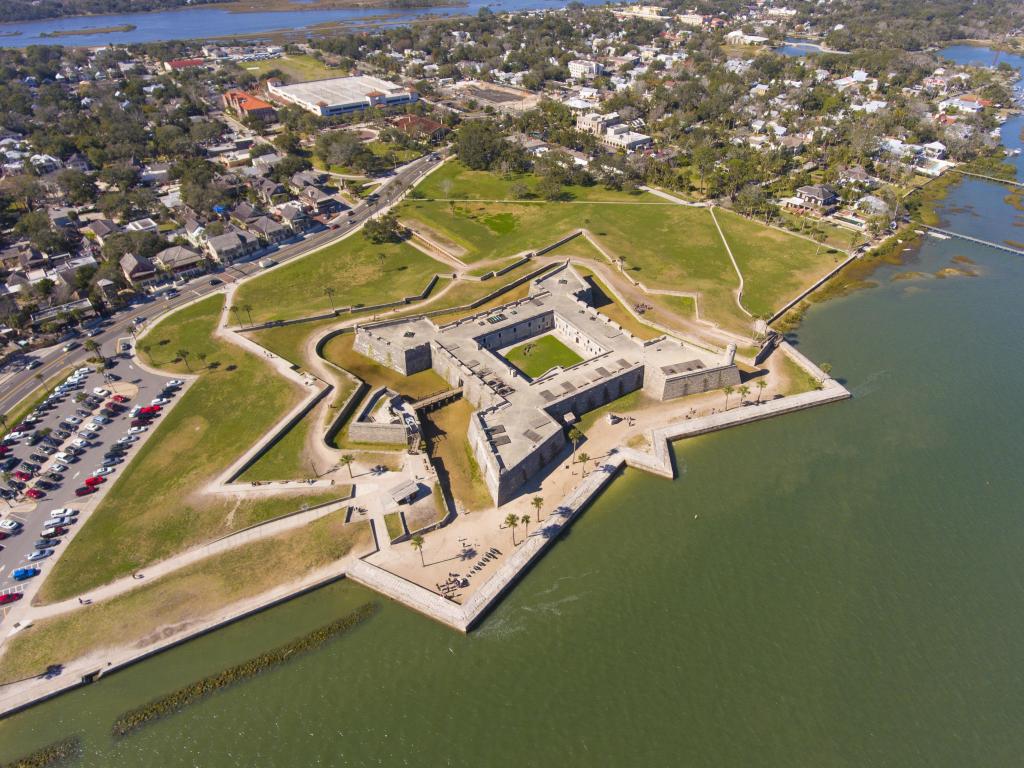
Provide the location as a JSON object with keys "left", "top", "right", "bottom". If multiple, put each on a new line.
{"left": 0, "top": 355, "right": 179, "bottom": 608}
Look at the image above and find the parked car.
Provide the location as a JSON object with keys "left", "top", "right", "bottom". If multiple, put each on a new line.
{"left": 0, "top": 519, "right": 23, "bottom": 533}
{"left": 11, "top": 567, "right": 39, "bottom": 581}
{"left": 74, "top": 487, "right": 96, "bottom": 497}
{"left": 12, "top": 471, "right": 31, "bottom": 482}
{"left": 84, "top": 476, "right": 105, "bottom": 487}
{"left": 49, "top": 508, "right": 77, "bottom": 519}
{"left": 47, "top": 516, "right": 75, "bottom": 528}
{"left": 25, "top": 549, "right": 51, "bottom": 562}
{"left": 117, "top": 436, "right": 138, "bottom": 445}
{"left": 93, "top": 388, "right": 110, "bottom": 397}
{"left": 93, "top": 467, "right": 115, "bottom": 476}
{"left": 34, "top": 481, "right": 56, "bottom": 491}
{"left": 54, "top": 430, "right": 71, "bottom": 440}
{"left": 28, "top": 453, "right": 47, "bottom": 463}
{"left": 64, "top": 416, "right": 82, "bottom": 425}
{"left": 51, "top": 463, "right": 68, "bottom": 473}
{"left": 101, "top": 457, "right": 122, "bottom": 466}
{"left": 21, "top": 463, "right": 40, "bottom": 473}
{"left": 34, "top": 539, "right": 57, "bottom": 549}
{"left": 93, "top": 416, "right": 111, "bottom": 425}
{"left": 130, "top": 420, "right": 149, "bottom": 428}
{"left": 112, "top": 394, "right": 129, "bottom": 403}
{"left": 166, "top": 380, "right": 184, "bottom": 388}
{"left": 150, "top": 398, "right": 171, "bottom": 406}
{"left": 25, "top": 489, "right": 44, "bottom": 500}
{"left": 0, "top": 593, "right": 23, "bottom": 604}
{"left": 39, "top": 527, "right": 66, "bottom": 540}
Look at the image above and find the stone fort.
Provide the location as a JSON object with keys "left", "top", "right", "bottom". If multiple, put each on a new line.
{"left": 355, "top": 264, "right": 740, "bottom": 505}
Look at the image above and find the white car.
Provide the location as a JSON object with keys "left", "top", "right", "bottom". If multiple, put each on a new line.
{"left": 83, "top": 423, "right": 102, "bottom": 433}
{"left": 51, "top": 463, "right": 68, "bottom": 473}
{"left": 65, "top": 416, "right": 82, "bottom": 425}
{"left": 93, "top": 388, "right": 110, "bottom": 397}
{"left": 93, "top": 467, "right": 115, "bottom": 476}
{"left": 128, "top": 426, "right": 147, "bottom": 434}
{"left": 72, "top": 438, "right": 91, "bottom": 448}
{"left": 166, "top": 379, "right": 184, "bottom": 388}
{"left": 151, "top": 398, "right": 171, "bottom": 406}
{"left": 129, "top": 406, "right": 142, "bottom": 417}
{"left": 6, "top": 431, "right": 28, "bottom": 440}
{"left": 0, "top": 519, "right": 22, "bottom": 532}
{"left": 49, "top": 507, "right": 78, "bottom": 518}
{"left": 92, "top": 416, "right": 111, "bottom": 425}
{"left": 76, "top": 367, "right": 91, "bottom": 375}
{"left": 116, "top": 436, "right": 138, "bottom": 445}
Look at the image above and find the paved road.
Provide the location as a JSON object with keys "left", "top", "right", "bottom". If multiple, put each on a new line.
{"left": 0, "top": 153, "right": 443, "bottom": 420}
{"left": 0, "top": 362, "right": 174, "bottom": 603}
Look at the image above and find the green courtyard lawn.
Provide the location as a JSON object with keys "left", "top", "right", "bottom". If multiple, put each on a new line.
{"left": 503, "top": 335, "right": 583, "bottom": 378}
{"left": 714, "top": 209, "right": 846, "bottom": 318}
{"left": 1, "top": 512, "right": 371, "bottom": 684}
{"left": 233, "top": 235, "right": 446, "bottom": 323}
{"left": 38, "top": 295, "right": 339, "bottom": 604}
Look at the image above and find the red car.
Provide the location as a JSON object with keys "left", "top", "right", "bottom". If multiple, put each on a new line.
{"left": 0, "top": 593, "right": 22, "bottom": 605}
{"left": 13, "top": 471, "right": 32, "bottom": 482}
{"left": 112, "top": 394, "right": 129, "bottom": 403}
{"left": 74, "top": 486, "right": 97, "bottom": 497}
{"left": 84, "top": 476, "right": 105, "bottom": 487}
{"left": 139, "top": 406, "right": 162, "bottom": 414}
{"left": 0, "top": 446, "right": 9, "bottom": 455}
{"left": 25, "top": 489, "right": 44, "bottom": 500}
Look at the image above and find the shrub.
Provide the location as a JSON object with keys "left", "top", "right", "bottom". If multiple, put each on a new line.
{"left": 112, "top": 602, "right": 378, "bottom": 738}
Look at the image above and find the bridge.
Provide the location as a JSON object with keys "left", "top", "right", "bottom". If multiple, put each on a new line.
{"left": 411, "top": 387, "right": 463, "bottom": 412}
{"left": 918, "top": 224, "right": 1024, "bottom": 256}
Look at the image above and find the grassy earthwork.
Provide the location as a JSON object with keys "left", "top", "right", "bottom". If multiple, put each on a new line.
{"left": 421, "top": 398, "right": 492, "bottom": 512}
{"left": 1, "top": 511, "right": 371, "bottom": 684}
{"left": 503, "top": 334, "right": 583, "bottom": 379}
{"left": 233, "top": 235, "right": 446, "bottom": 324}
{"left": 38, "top": 295, "right": 340, "bottom": 603}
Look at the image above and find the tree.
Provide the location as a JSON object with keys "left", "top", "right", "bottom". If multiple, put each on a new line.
{"left": 411, "top": 534, "right": 425, "bottom": 566}
{"left": 339, "top": 454, "right": 354, "bottom": 478}
{"left": 738, "top": 384, "right": 750, "bottom": 404}
{"left": 577, "top": 451, "right": 590, "bottom": 477}
{"left": 229, "top": 305, "right": 242, "bottom": 327}
{"left": 363, "top": 212, "right": 404, "bottom": 244}
{"left": 57, "top": 169, "right": 97, "bottom": 205}
{"left": 531, "top": 495, "right": 543, "bottom": 523}
{"left": 504, "top": 513, "right": 519, "bottom": 546}
{"left": 723, "top": 385, "right": 734, "bottom": 410}
{"left": 324, "top": 286, "right": 337, "bottom": 311}
{"left": 521, "top": 514, "right": 531, "bottom": 538}
{"left": 568, "top": 426, "right": 583, "bottom": 461}
{"left": 756, "top": 379, "right": 768, "bottom": 403}
{"left": 242, "top": 304, "right": 254, "bottom": 326}
{"left": 456, "top": 120, "right": 507, "bottom": 171}
{"left": 177, "top": 349, "right": 191, "bottom": 371}
{"left": 197, "top": 352, "right": 208, "bottom": 368}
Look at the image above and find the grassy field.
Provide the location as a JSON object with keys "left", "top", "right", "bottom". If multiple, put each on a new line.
{"left": 383, "top": 511, "right": 405, "bottom": 541}
{"left": 238, "top": 415, "right": 316, "bottom": 481}
{"left": 504, "top": 334, "right": 583, "bottom": 378}
{"left": 233, "top": 235, "right": 445, "bottom": 323}
{"left": 0, "top": 512, "right": 370, "bottom": 683}
{"left": 242, "top": 54, "right": 342, "bottom": 83}
{"left": 38, "top": 295, "right": 336, "bottom": 603}
{"left": 421, "top": 398, "right": 492, "bottom": 511}
{"left": 714, "top": 209, "right": 844, "bottom": 318}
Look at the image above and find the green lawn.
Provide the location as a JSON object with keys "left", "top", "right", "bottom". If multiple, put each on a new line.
{"left": 242, "top": 54, "right": 342, "bottom": 83}
{"left": 503, "top": 334, "right": 583, "bottom": 378}
{"left": 38, "top": 295, "right": 336, "bottom": 603}
{"left": 714, "top": 209, "right": 844, "bottom": 318}
{"left": 233, "top": 235, "right": 446, "bottom": 323}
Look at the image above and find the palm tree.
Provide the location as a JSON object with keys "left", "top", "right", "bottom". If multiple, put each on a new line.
{"left": 339, "top": 454, "right": 354, "bottom": 478}
{"left": 738, "top": 384, "right": 750, "bottom": 404}
{"left": 229, "top": 305, "right": 242, "bottom": 327}
{"left": 577, "top": 451, "right": 590, "bottom": 477}
{"left": 531, "top": 495, "right": 543, "bottom": 523}
{"left": 242, "top": 303, "right": 254, "bottom": 326}
{"left": 324, "top": 286, "right": 337, "bottom": 311}
{"left": 820, "top": 362, "right": 833, "bottom": 380}
{"left": 33, "top": 372, "right": 44, "bottom": 393}
{"left": 567, "top": 426, "right": 583, "bottom": 462}
{"left": 520, "top": 514, "right": 530, "bottom": 538}
{"left": 411, "top": 534, "right": 425, "bottom": 566}
{"left": 177, "top": 349, "right": 191, "bottom": 371}
{"left": 197, "top": 352, "right": 208, "bottom": 368}
{"left": 723, "top": 385, "right": 734, "bottom": 410}
{"left": 504, "top": 513, "right": 519, "bottom": 546}
{"left": 755, "top": 379, "right": 767, "bottom": 403}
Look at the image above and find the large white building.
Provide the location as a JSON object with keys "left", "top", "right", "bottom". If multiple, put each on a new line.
{"left": 266, "top": 75, "right": 417, "bottom": 117}
{"left": 576, "top": 112, "right": 653, "bottom": 152}
{"left": 568, "top": 59, "right": 605, "bottom": 80}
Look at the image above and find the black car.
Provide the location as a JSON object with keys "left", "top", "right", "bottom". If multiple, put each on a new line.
{"left": 54, "top": 429, "right": 71, "bottom": 439}
{"left": 33, "top": 539, "right": 56, "bottom": 549}
{"left": 64, "top": 447, "right": 83, "bottom": 456}
{"left": 45, "top": 472, "right": 63, "bottom": 482}
{"left": 39, "top": 446, "right": 57, "bottom": 456}
{"left": 26, "top": 433, "right": 42, "bottom": 446}
{"left": 21, "top": 462, "right": 40, "bottom": 473}
{"left": 0, "top": 457, "right": 18, "bottom": 471}
{"left": 0, "top": 489, "right": 15, "bottom": 500}
{"left": 101, "top": 457, "right": 121, "bottom": 467}
{"left": 42, "top": 436, "right": 62, "bottom": 447}
{"left": 8, "top": 480, "right": 24, "bottom": 490}
{"left": 75, "top": 409, "right": 92, "bottom": 418}
{"left": 28, "top": 453, "right": 47, "bottom": 463}
{"left": 34, "top": 480, "right": 56, "bottom": 491}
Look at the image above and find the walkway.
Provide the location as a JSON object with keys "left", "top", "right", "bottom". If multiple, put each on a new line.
{"left": 918, "top": 223, "right": 1024, "bottom": 256}
{"left": 952, "top": 169, "right": 1024, "bottom": 188}
{"left": 707, "top": 207, "right": 754, "bottom": 318}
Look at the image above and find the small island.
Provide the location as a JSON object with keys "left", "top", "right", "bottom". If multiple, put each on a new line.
{"left": 40, "top": 23, "right": 136, "bottom": 38}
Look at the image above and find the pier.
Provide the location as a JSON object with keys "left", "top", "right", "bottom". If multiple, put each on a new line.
{"left": 951, "top": 169, "right": 1024, "bottom": 188}
{"left": 918, "top": 224, "right": 1024, "bottom": 256}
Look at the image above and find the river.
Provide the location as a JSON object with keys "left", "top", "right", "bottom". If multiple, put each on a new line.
{"left": 0, "top": 0, "right": 600, "bottom": 48}
{"left": 0, "top": 46, "right": 1023, "bottom": 767}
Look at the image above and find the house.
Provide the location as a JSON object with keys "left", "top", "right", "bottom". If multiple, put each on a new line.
{"left": 568, "top": 59, "right": 605, "bottom": 80}
{"left": 229, "top": 201, "right": 263, "bottom": 225}
{"left": 140, "top": 163, "right": 171, "bottom": 186}
{"left": 206, "top": 227, "right": 261, "bottom": 264}
{"left": 290, "top": 169, "right": 327, "bottom": 192}
{"left": 222, "top": 90, "right": 277, "bottom": 121}
{"left": 725, "top": 30, "right": 769, "bottom": 46}
{"left": 183, "top": 218, "right": 207, "bottom": 248}
{"left": 795, "top": 184, "right": 838, "bottom": 209}
{"left": 389, "top": 115, "right": 450, "bottom": 143}
{"left": 84, "top": 218, "right": 119, "bottom": 245}
{"left": 125, "top": 217, "right": 159, "bottom": 234}
{"left": 857, "top": 194, "right": 891, "bottom": 217}
{"left": 120, "top": 252, "right": 159, "bottom": 288}
{"left": 275, "top": 201, "right": 312, "bottom": 234}
{"left": 922, "top": 141, "right": 948, "bottom": 159}
{"left": 839, "top": 165, "right": 876, "bottom": 188}
{"left": 299, "top": 185, "right": 338, "bottom": 215}
{"left": 248, "top": 216, "right": 290, "bottom": 245}
{"left": 939, "top": 95, "right": 990, "bottom": 114}
{"left": 154, "top": 245, "right": 206, "bottom": 279}
{"left": 576, "top": 112, "right": 652, "bottom": 152}
{"left": 164, "top": 58, "right": 207, "bottom": 72}
{"left": 64, "top": 153, "right": 91, "bottom": 172}
{"left": 252, "top": 177, "right": 287, "bottom": 205}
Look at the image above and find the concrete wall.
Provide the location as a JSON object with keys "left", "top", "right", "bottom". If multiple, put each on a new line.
{"left": 469, "top": 411, "right": 567, "bottom": 506}
{"left": 347, "top": 386, "right": 410, "bottom": 445}
{"left": 476, "top": 311, "right": 555, "bottom": 351}
{"left": 645, "top": 362, "right": 741, "bottom": 400}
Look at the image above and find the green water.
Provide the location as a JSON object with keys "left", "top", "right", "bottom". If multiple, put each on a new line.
{"left": 1, "top": 182, "right": 1023, "bottom": 765}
